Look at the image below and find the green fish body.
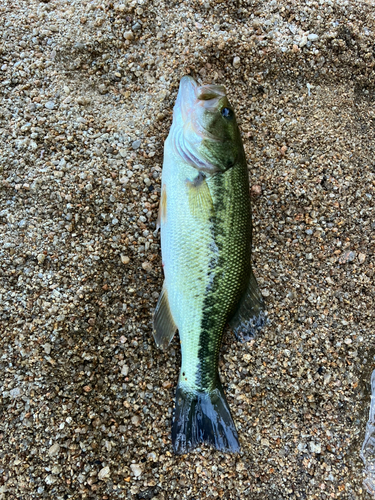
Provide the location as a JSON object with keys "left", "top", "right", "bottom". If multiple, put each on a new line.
{"left": 154, "top": 76, "right": 265, "bottom": 454}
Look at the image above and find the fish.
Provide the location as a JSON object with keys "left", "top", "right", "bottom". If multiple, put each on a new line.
{"left": 153, "top": 75, "right": 266, "bottom": 454}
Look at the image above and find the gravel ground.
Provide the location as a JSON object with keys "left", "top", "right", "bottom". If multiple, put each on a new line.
{"left": 1, "top": 0, "right": 375, "bottom": 498}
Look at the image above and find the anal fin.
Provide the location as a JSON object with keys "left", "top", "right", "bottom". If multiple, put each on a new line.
{"left": 229, "top": 269, "right": 266, "bottom": 342}
{"left": 153, "top": 285, "right": 177, "bottom": 350}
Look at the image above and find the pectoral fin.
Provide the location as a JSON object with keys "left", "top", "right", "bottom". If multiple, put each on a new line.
{"left": 186, "top": 172, "right": 214, "bottom": 218}
{"left": 153, "top": 285, "right": 177, "bottom": 350}
{"left": 229, "top": 270, "right": 266, "bottom": 342}
{"left": 157, "top": 184, "right": 167, "bottom": 229}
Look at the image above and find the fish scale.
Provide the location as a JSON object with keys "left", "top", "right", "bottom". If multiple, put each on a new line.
{"left": 197, "top": 164, "right": 252, "bottom": 390}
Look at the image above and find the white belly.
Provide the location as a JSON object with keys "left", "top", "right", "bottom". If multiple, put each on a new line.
{"left": 160, "top": 134, "right": 214, "bottom": 387}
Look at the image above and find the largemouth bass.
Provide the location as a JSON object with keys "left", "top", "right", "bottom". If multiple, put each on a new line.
{"left": 153, "top": 76, "right": 265, "bottom": 454}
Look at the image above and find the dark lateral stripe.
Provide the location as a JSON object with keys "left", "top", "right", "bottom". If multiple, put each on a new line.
{"left": 195, "top": 159, "right": 252, "bottom": 390}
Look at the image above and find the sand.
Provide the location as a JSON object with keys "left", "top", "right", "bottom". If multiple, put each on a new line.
{"left": 1, "top": 0, "right": 375, "bottom": 498}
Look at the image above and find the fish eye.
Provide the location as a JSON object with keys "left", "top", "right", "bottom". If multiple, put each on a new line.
{"left": 221, "top": 107, "right": 234, "bottom": 120}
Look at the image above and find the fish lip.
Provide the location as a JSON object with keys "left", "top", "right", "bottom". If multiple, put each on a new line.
{"left": 175, "top": 76, "right": 227, "bottom": 125}
{"left": 174, "top": 76, "right": 199, "bottom": 125}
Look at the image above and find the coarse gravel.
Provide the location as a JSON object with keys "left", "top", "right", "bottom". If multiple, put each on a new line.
{"left": 1, "top": 0, "right": 375, "bottom": 499}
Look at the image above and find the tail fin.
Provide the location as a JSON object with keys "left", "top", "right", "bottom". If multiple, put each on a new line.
{"left": 171, "top": 380, "right": 240, "bottom": 454}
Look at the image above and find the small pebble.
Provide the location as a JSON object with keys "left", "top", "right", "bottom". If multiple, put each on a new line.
{"left": 45, "top": 475, "right": 57, "bottom": 485}
{"left": 76, "top": 96, "right": 90, "bottom": 106}
{"left": 130, "top": 464, "right": 142, "bottom": 477}
{"left": 142, "top": 261, "right": 152, "bottom": 272}
{"left": 324, "top": 374, "right": 332, "bottom": 385}
{"left": 358, "top": 252, "right": 366, "bottom": 264}
{"left": 123, "top": 31, "right": 134, "bottom": 41}
{"left": 10, "top": 387, "right": 21, "bottom": 398}
{"left": 339, "top": 250, "right": 356, "bottom": 264}
{"left": 233, "top": 56, "right": 241, "bottom": 69}
{"left": 131, "top": 415, "right": 141, "bottom": 426}
{"left": 48, "top": 443, "right": 60, "bottom": 457}
{"left": 121, "top": 254, "right": 130, "bottom": 264}
{"left": 37, "top": 254, "right": 46, "bottom": 264}
{"left": 43, "top": 343, "right": 52, "bottom": 354}
{"left": 132, "top": 139, "right": 142, "bottom": 150}
{"left": 98, "top": 466, "right": 110, "bottom": 480}
{"left": 309, "top": 442, "right": 322, "bottom": 454}
{"left": 250, "top": 185, "right": 262, "bottom": 197}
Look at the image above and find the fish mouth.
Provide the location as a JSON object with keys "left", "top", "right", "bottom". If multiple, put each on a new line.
{"left": 175, "top": 76, "right": 226, "bottom": 125}
{"left": 196, "top": 83, "right": 226, "bottom": 109}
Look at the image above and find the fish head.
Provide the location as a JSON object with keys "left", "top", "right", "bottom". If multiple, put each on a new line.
{"left": 171, "top": 76, "right": 243, "bottom": 174}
